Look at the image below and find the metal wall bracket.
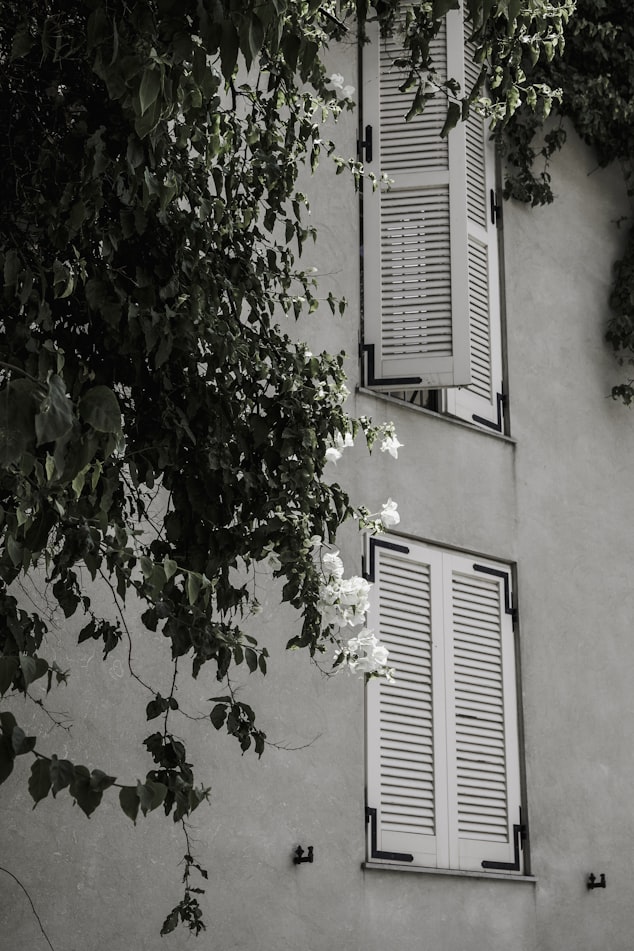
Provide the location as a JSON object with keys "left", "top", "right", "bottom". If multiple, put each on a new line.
{"left": 588, "top": 873, "right": 606, "bottom": 890}
{"left": 293, "top": 846, "right": 314, "bottom": 865}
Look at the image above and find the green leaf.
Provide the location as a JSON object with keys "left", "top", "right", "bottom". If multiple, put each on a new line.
{"left": 78, "top": 386, "right": 122, "bottom": 434}
{"left": 245, "top": 648, "right": 258, "bottom": 673}
{"left": 35, "top": 375, "right": 74, "bottom": 446}
{"left": 119, "top": 785, "right": 140, "bottom": 823}
{"left": 186, "top": 572, "right": 202, "bottom": 605}
{"left": 138, "top": 67, "right": 162, "bottom": 116}
{"left": 432, "top": 0, "right": 459, "bottom": 16}
{"left": 247, "top": 14, "right": 265, "bottom": 61}
{"left": 0, "top": 712, "right": 17, "bottom": 736}
{"left": 11, "top": 725, "right": 36, "bottom": 756}
{"left": 89, "top": 769, "right": 116, "bottom": 792}
{"left": 70, "top": 766, "right": 103, "bottom": 817}
{"left": 50, "top": 755, "right": 75, "bottom": 795}
{"left": 3, "top": 249, "right": 19, "bottom": 287}
{"left": 137, "top": 779, "right": 167, "bottom": 815}
{"left": 440, "top": 101, "right": 461, "bottom": 138}
{"left": 19, "top": 654, "right": 49, "bottom": 688}
{"left": 210, "top": 703, "right": 227, "bottom": 730}
{"left": 0, "top": 379, "right": 39, "bottom": 465}
{"left": 29, "top": 759, "right": 52, "bottom": 805}
{"left": 0, "top": 735, "right": 14, "bottom": 784}
{"left": 0, "top": 656, "right": 18, "bottom": 696}
{"left": 163, "top": 558, "right": 178, "bottom": 580}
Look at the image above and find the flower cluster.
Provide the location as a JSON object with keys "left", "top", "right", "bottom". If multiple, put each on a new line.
{"left": 357, "top": 498, "right": 400, "bottom": 535}
{"left": 327, "top": 73, "right": 355, "bottom": 99}
{"left": 380, "top": 433, "right": 403, "bottom": 459}
{"left": 337, "top": 628, "right": 395, "bottom": 682}
{"left": 317, "top": 549, "right": 370, "bottom": 627}
{"left": 314, "top": 546, "right": 395, "bottom": 681}
{"left": 325, "top": 428, "right": 354, "bottom": 464}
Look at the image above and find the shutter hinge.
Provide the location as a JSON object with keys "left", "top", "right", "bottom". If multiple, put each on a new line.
{"left": 482, "top": 821, "right": 527, "bottom": 872}
{"left": 365, "top": 806, "right": 413, "bottom": 863}
{"left": 490, "top": 189, "right": 502, "bottom": 226}
{"left": 358, "top": 124, "right": 373, "bottom": 163}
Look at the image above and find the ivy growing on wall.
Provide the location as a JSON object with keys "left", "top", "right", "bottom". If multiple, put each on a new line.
{"left": 501, "top": 0, "right": 634, "bottom": 402}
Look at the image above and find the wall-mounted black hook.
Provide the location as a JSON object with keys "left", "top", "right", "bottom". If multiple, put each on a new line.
{"left": 293, "top": 846, "right": 313, "bottom": 865}
{"left": 587, "top": 873, "right": 606, "bottom": 890}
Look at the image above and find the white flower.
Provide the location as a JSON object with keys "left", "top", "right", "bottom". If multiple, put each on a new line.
{"left": 380, "top": 498, "right": 400, "bottom": 529}
{"left": 322, "top": 550, "right": 344, "bottom": 580}
{"left": 329, "top": 73, "right": 345, "bottom": 91}
{"left": 333, "top": 382, "right": 350, "bottom": 405}
{"left": 341, "top": 628, "right": 394, "bottom": 680}
{"left": 333, "top": 430, "right": 354, "bottom": 450}
{"left": 325, "top": 446, "right": 342, "bottom": 464}
{"left": 342, "top": 84, "right": 355, "bottom": 98}
{"left": 380, "top": 434, "right": 403, "bottom": 459}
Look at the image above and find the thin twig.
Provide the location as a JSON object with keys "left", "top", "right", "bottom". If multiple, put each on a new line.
{"left": 96, "top": 567, "right": 154, "bottom": 693}
{"left": 0, "top": 866, "right": 56, "bottom": 951}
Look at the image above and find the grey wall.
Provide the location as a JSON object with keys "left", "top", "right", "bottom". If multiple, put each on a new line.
{"left": 1, "top": 51, "right": 634, "bottom": 951}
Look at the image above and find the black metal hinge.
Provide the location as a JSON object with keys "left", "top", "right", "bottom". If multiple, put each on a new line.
{"left": 482, "top": 822, "right": 527, "bottom": 872}
{"left": 490, "top": 189, "right": 502, "bottom": 226}
{"left": 362, "top": 344, "right": 422, "bottom": 389}
{"left": 366, "top": 807, "right": 413, "bottom": 863}
{"left": 472, "top": 562, "right": 516, "bottom": 620}
{"left": 358, "top": 124, "right": 373, "bottom": 163}
{"left": 363, "top": 537, "right": 410, "bottom": 582}
{"left": 472, "top": 391, "right": 505, "bottom": 432}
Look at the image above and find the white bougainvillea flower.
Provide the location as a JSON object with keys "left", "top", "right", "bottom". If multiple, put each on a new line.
{"left": 322, "top": 550, "right": 345, "bottom": 580}
{"left": 329, "top": 72, "right": 345, "bottom": 90}
{"left": 380, "top": 498, "right": 400, "bottom": 529}
{"left": 325, "top": 446, "right": 342, "bottom": 464}
{"left": 333, "top": 430, "right": 354, "bottom": 450}
{"left": 380, "top": 434, "right": 403, "bottom": 459}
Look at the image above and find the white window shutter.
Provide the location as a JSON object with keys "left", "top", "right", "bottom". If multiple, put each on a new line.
{"left": 443, "top": 555, "right": 522, "bottom": 871}
{"left": 362, "top": 12, "right": 471, "bottom": 390}
{"left": 366, "top": 542, "right": 448, "bottom": 867}
{"left": 366, "top": 539, "right": 523, "bottom": 873}
{"left": 445, "top": 25, "right": 504, "bottom": 429}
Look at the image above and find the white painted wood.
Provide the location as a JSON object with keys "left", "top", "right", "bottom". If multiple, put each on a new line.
{"left": 366, "top": 539, "right": 522, "bottom": 873}
{"left": 445, "top": 20, "right": 503, "bottom": 427}
{"left": 362, "top": 13, "right": 471, "bottom": 389}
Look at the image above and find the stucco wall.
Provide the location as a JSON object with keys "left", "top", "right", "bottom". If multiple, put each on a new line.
{"left": 2, "top": 45, "right": 634, "bottom": 951}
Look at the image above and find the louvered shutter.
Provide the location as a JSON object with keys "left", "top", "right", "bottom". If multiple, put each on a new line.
{"left": 445, "top": 23, "right": 504, "bottom": 428}
{"left": 366, "top": 540, "right": 523, "bottom": 873}
{"left": 362, "top": 11, "right": 471, "bottom": 389}
{"left": 444, "top": 554, "right": 521, "bottom": 870}
{"left": 366, "top": 544, "right": 448, "bottom": 866}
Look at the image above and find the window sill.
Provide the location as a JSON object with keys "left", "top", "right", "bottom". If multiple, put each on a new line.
{"left": 362, "top": 861, "right": 536, "bottom": 883}
{"left": 356, "top": 387, "right": 517, "bottom": 445}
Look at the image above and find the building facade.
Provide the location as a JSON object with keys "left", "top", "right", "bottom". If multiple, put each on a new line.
{"left": 2, "top": 10, "right": 634, "bottom": 951}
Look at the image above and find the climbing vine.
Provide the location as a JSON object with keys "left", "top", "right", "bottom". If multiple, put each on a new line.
{"left": 500, "top": 0, "right": 634, "bottom": 401}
